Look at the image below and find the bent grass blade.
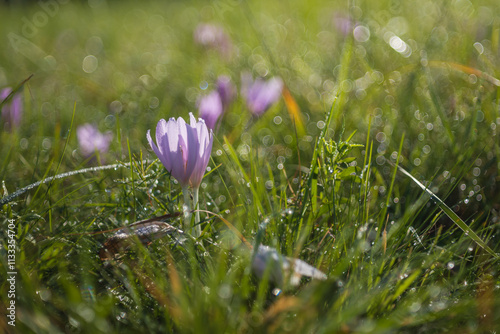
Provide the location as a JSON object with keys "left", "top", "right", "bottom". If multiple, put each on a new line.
{"left": 0, "top": 160, "right": 150, "bottom": 205}
{"left": 395, "top": 164, "right": 499, "bottom": 259}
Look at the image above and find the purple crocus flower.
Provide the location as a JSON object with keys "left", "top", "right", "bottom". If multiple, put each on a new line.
{"left": 1, "top": 87, "right": 23, "bottom": 131}
{"left": 198, "top": 76, "right": 236, "bottom": 130}
{"left": 216, "top": 75, "right": 236, "bottom": 110}
{"left": 198, "top": 91, "right": 223, "bottom": 130}
{"left": 194, "top": 23, "right": 233, "bottom": 59}
{"left": 77, "top": 124, "right": 113, "bottom": 157}
{"left": 147, "top": 113, "right": 213, "bottom": 189}
{"left": 241, "top": 72, "right": 283, "bottom": 116}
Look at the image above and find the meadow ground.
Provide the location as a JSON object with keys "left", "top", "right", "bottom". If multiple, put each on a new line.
{"left": 1, "top": 0, "right": 500, "bottom": 333}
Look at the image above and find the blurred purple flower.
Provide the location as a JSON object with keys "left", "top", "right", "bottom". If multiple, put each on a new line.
{"left": 198, "top": 76, "right": 236, "bottom": 130}
{"left": 198, "top": 91, "right": 223, "bottom": 130}
{"left": 194, "top": 23, "right": 233, "bottom": 58}
{"left": 147, "top": 113, "right": 213, "bottom": 188}
{"left": 241, "top": 72, "right": 283, "bottom": 116}
{"left": 77, "top": 124, "right": 113, "bottom": 157}
{"left": 1, "top": 87, "right": 23, "bottom": 131}
{"left": 216, "top": 75, "right": 236, "bottom": 110}
{"left": 333, "top": 12, "right": 354, "bottom": 36}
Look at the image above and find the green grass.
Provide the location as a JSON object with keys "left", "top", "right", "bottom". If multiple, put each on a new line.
{"left": 1, "top": 0, "right": 500, "bottom": 333}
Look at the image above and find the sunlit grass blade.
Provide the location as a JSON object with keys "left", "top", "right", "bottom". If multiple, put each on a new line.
{"left": 0, "top": 161, "right": 148, "bottom": 205}
{"left": 428, "top": 61, "right": 500, "bottom": 87}
{"left": 222, "top": 136, "right": 265, "bottom": 215}
{"left": 424, "top": 67, "right": 454, "bottom": 143}
{"left": 197, "top": 209, "right": 252, "bottom": 249}
{"left": 282, "top": 86, "right": 305, "bottom": 137}
{"left": 395, "top": 164, "right": 499, "bottom": 259}
{"left": 0, "top": 74, "right": 33, "bottom": 108}
{"left": 377, "top": 134, "right": 404, "bottom": 235}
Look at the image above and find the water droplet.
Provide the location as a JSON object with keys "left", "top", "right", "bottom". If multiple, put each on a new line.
{"left": 199, "top": 81, "right": 208, "bottom": 90}
{"left": 447, "top": 262, "right": 455, "bottom": 270}
{"left": 82, "top": 55, "right": 98, "bottom": 73}
{"left": 218, "top": 284, "right": 232, "bottom": 299}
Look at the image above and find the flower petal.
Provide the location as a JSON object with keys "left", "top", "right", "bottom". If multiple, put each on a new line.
{"left": 183, "top": 113, "right": 201, "bottom": 183}
{"left": 171, "top": 117, "right": 192, "bottom": 186}
{"left": 190, "top": 119, "right": 213, "bottom": 188}
{"left": 147, "top": 129, "right": 170, "bottom": 172}
{"left": 154, "top": 119, "right": 173, "bottom": 171}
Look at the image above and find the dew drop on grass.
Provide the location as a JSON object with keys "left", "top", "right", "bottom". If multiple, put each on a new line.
{"left": 218, "top": 284, "right": 232, "bottom": 299}
{"left": 447, "top": 262, "right": 455, "bottom": 270}
{"left": 410, "top": 302, "right": 421, "bottom": 313}
{"left": 82, "top": 55, "right": 98, "bottom": 73}
{"left": 20, "top": 137, "right": 29, "bottom": 150}
{"left": 353, "top": 25, "right": 370, "bottom": 42}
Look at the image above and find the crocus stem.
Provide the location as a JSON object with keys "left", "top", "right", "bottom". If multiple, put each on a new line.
{"left": 182, "top": 186, "right": 192, "bottom": 232}
{"left": 193, "top": 187, "right": 201, "bottom": 237}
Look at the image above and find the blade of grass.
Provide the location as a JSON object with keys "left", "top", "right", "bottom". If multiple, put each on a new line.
{"left": 428, "top": 61, "right": 500, "bottom": 87}
{"left": 282, "top": 86, "right": 306, "bottom": 137}
{"left": 0, "top": 161, "right": 148, "bottom": 205}
{"left": 222, "top": 136, "right": 264, "bottom": 215}
{"left": 424, "top": 66, "right": 454, "bottom": 142}
{"left": 377, "top": 134, "right": 404, "bottom": 238}
{"left": 395, "top": 164, "right": 499, "bottom": 259}
{"left": 127, "top": 138, "right": 137, "bottom": 219}
{"left": 0, "top": 74, "right": 33, "bottom": 108}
